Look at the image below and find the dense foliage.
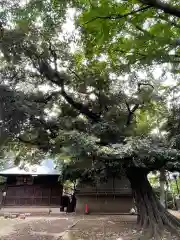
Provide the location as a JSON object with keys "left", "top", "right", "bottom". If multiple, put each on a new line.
{"left": 0, "top": 0, "right": 180, "bottom": 238}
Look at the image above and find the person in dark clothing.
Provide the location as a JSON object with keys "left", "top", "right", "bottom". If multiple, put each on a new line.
{"left": 71, "top": 193, "right": 76, "bottom": 212}
{"left": 60, "top": 195, "right": 70, "bottom": 212}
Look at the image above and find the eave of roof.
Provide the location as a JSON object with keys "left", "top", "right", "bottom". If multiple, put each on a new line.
{"left": 0, "top": 159, "right": 61, "bottom": 176}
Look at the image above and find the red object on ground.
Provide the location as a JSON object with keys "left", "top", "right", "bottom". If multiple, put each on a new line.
{"left": 85, "top": 204, "right": 89, "bottom": 214}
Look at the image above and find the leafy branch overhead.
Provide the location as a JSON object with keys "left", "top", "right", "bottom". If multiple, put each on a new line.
{"left": 0, "top": 0, "right": 178, "bottom": 171}
{"left": 84, "top": 5, "right": 152, "bottom": 24}
{"left": 79, "top": 0, "right": 180, "bottom": 67}
{"left": 140, "top": 0, "right": 180, "bottom": 17}
{"left": 0, "top": 1, "right": 180, "bottom": 238}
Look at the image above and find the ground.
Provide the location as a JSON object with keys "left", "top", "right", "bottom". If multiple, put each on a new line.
{"left": 0, "top": 213, "right": 179, "bottom": 239}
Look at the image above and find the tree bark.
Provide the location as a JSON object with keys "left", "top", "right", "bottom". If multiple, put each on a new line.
{"left": 141, "top": 0, "right": 180, "bottom": 18}
{"left": 126, "top": 168, "right": 180, "bottom": 239}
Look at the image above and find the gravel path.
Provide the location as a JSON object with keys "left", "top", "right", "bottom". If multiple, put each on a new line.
{"left": 0, "top": 214, "right": 179, "bottom": 239}
{"left": 0, "top": 217, "right": 76, "bottom": 240}
{"left": 0, "top": 215, "right": 137, "bottom": 239}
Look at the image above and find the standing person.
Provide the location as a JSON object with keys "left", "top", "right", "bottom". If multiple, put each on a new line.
{"left": 60, "top": 196, "right": 64, "bottom": 212}
{"left": 60, "top": 194, "right": 70, "bottom": 212}
{"left": 66, "top": 195, "right": 71, "bottom": 213}
{"left": 71, "top": 193, "right": 76, "bottom": 212}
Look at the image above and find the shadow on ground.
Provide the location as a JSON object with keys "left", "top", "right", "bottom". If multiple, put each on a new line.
{"left": 0, "top": 217, "right": 75, "bottom": 240}
{"left": 0, "top": 215, "right": 179, "bottom": 239}
{"left": 0, "top": 216, "right": 137, "bottom": 240}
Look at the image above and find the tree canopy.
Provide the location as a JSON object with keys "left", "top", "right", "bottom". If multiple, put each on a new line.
{"left": 0, "top": 0, "right": 180, "bottom": 238}
{"left": 0, "top": 0, "right": 178, "bottom": 174}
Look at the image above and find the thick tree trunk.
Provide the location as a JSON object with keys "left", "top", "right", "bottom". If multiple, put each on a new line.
{"left": 126, "top": 168, "right": 180, "bottom": 239}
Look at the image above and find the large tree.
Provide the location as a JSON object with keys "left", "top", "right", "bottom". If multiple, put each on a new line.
{"left": 0, "top": 0, "right": 180, "bottom": 239}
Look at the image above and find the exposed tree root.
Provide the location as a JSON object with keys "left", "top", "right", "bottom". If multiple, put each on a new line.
{"left": 126, "top": 168, "right": 180, "bottom": 240}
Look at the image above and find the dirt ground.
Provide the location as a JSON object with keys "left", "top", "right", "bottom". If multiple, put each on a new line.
{"left": 0, "top": 214, "right": 179, "bottom": 240}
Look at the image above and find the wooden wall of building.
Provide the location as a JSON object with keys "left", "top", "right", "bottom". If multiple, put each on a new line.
{"left": 75, "top": 177, "right": 133, "bottom": 213}
{"left": 76, "top": 195, "right": 133, "bottom": 213}
{"left": 3, "top": 175, "right": 62, "bottom": 206}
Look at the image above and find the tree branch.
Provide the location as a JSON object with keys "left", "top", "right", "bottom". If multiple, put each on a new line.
{"left": 61, "top": 87, "right": 101, "bottom": 122}
{"left": 38, "top": 59, "right": 101, "bottom": 122}
{"left": 69, "top": 69, "right": 84, "bottom": 82}
{"left": 140, "top": 0, "right": 180, "bottom": 18}
{"left": 17, "top": 116, "right": 60, "bottom": 151}
{"left": 48, "top": 42, "right": 58, "bottom": 71}
{"left": 125, "top": 101, "right": 140, "bottom": 126}
{"left": 125, "top": 83, "right": 154, "bottom": 126}
{"left": 18, "top": 136, "right": 37, "bottom": 146}
{"left": 28, "top": 91, "right": 60, "bottom": 104}
{"left": 85, "top": 6, "right": 152, "bottom": 24}
{"left": 131, "top": 23, "right": 156, "bottom": 39}
{"left": 125, "top": 101, "right": 131, "bottom": 112}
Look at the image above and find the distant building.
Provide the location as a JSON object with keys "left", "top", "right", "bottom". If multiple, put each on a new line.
{"left": 0, "top": 160, "right": 63, "bottom": 207}
{"left": 75, "top": 177, "right": 133, "bottom": 213}
{"left": 0, "top": 159, "right": 134, "bottom": 213}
